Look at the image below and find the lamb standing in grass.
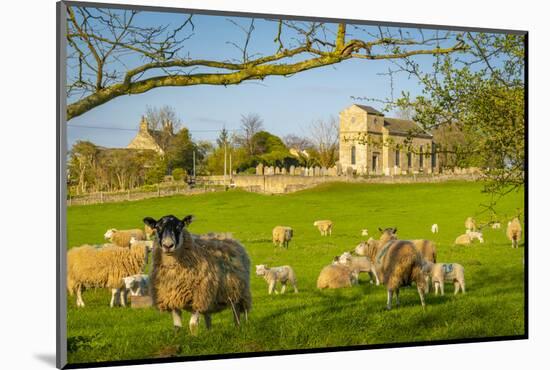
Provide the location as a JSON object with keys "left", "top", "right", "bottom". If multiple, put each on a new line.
{"left": 67, "top": 243, "right": 149, "bottom": 307}
{"left": 255, "top": 264, "right": 298, "bottom": 294}
{"left": 336, "top": 252, "right": 379, "bottom": 285}
{"left": 314, "top": 220, "right": 333, "bottom": 236}
{"left": 506, "top": 218, "right": 522, "bottom": 248}
{"left": 361, "top": 229, "right": 369, "bottom": 237}
{"left": 104, "top": 228, "right": 146, "bottom": 248}
{"left": 431, "top": 224, "right": 439, "bottom": 233}
{"left": 272, "top": 226, "right": 293, "bottom": 248}
{"left": 491, "top": 222, "right": 501, "bottom": 230}
{"left": 423, "top": 261, "right": 465, "bottom": 295}
{"left": 317, "top": 264, "right": 357, "bottom": 289}
{"left": 144, "top": 215, "right": 252, "bottom": 335}
{"left": 123, "top": 274, "right": 149, "bottom": 296}
{"left": 455, "top": 231, "right": 484, "bottom": 245}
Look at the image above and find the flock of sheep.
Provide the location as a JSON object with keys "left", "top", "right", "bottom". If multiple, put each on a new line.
{"left": 67, "top": 214, "right": 523, "bottom": 335}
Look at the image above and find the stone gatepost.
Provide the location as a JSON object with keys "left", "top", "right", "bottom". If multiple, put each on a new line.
{"left": 256, "top": 163, "right": 264, "bottom": 175}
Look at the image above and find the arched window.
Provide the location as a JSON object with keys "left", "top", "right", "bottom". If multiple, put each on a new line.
{"left": 351, "top": 146, "right": 356, "bottom": 165}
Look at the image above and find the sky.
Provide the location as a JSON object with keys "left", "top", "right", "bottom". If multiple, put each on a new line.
{"left": 66, "top": 6, "right": 466, "bottom": 149}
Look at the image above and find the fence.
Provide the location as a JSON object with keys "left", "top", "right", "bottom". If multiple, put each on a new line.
{"left": 67, "top": 182, "right": 221, "bottom": 206}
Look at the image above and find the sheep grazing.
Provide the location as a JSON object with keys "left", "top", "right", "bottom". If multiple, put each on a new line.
{"left": 313, "top": 220, "right": 333, "bottom": 236}
{"left": 123, "top": 274, "right": 149, "bottom": 296}
{"left": 272, "top": 226, "right": 293, "bottom": 248}
{"left": 506, "top": 218, "right": 522, "bottom": 248}
{"left": 104, "top": 228, "right": 146, "bottom": 248}
{"left": 431, "top": 224, "right": 439, "bottom": 233}
{"left": 465, "top": 217, "right": 476, "bottom": 233}
{"left": 411, "top": 239, "right": 437, "bottom": 263}
{"left": 374, "top": 240, "right": 428, "bottom": 310}
{"left": 255, "top": 264, "right": 298, "bottom": 294}
{"left": 361, "top": 229, "right": 369, "bottom": 237}
{"left": 67, "top": 243, "right": 149, "bottom": 307}
{"left": 336, "top": 252, "right": 379, "bottom": 285}
{"left": 144, "top": 215, "right": 252, "bottom": 335}
{"left": 454, "top": 231, "right": 484, "bottom": 245}
{"left": 424, "top": 262, "right": 465, "bottom": 295}
{"left": 317, "top": 264, "right": 357, "bottom": 289}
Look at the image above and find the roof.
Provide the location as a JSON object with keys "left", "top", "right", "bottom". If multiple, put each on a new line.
{"left": 383, "top": 118, "right": 432, "bottom": 138}
{"left": 353, "top": 104, "right": 384, "bottom": 116}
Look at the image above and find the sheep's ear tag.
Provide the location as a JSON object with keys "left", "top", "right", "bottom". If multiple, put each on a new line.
{"left": 182, "top": 215, "right": 194, "bottom": 226}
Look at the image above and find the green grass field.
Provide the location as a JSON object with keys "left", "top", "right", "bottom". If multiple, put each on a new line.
{"left": 66, "top": 181, "right": 525, "bottom": 365}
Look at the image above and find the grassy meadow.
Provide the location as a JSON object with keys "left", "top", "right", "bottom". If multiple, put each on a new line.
{"left": 66, "top": 181, "right": 525, "bottom": 365}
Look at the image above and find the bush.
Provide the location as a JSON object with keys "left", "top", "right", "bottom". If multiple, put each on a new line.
{"left": 172, "top": 168, "right": 186, "bottom": 181}
{"left": 244, "top": 167, "right": 256, "bottom": 174}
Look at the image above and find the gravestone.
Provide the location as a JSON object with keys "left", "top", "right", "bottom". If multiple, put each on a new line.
{"left": 256, "top": 163, "right": 264, "bottom": 175}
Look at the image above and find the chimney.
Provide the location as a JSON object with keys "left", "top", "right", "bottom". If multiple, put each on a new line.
{"left": 139, "top": 116, "right": 148, "bottom": 133}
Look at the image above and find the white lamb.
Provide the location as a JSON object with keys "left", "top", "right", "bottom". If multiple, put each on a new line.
{"left": 336, "top": 252, "right": 380, "bottom": 285}
{"left": 255, "top": 264, "right": 298, "bottom": 294}
{"left": 423, "top": 262, "right": 465, "bottom": 295}
{"left": 123, "top": 274, "right": 149, "bottom": 296}
{"left": 431, "top": 224, "right": 439, "bottom": 233}
{"left": 361, "top": 229, "right": 369, "bottom": 237}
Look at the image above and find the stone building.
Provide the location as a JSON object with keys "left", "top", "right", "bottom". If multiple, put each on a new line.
{"left": 127, "top": 116, "right": 173, "bottom": 155}
{"left": 339, "top": 104, "right": 437, "bottom": 175}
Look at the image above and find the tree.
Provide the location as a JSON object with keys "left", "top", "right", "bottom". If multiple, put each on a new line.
{"left": 65, "top": 5, "right": 468, "bottom": 120}
{"left": 164, "top": 127, "right": 198, "bottom": 174}
{"left": 309, "top": 116, "right": 339, "bottom": 168}
{"left": 216, "top": 126, "right": 230, "bottom": 149}
{"left": 238, "top": 113, "right": 264, "bottom": 155}
{"left": 373, "top": 33, "right": 525, "bottom": 201}
{"left": 68, "top": 140, "right": 99, "bottom": 194}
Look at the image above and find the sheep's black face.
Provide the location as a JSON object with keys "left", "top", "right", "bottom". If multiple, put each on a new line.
{"left": 143, "top": 215, "right": 193, "bottom": 254}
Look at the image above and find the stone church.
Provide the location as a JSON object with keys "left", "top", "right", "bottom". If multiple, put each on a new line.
{"left": 127, "top": 116, "right": 173, "bottom": 155}
{"left": 339, "top": 104, "right": 437, "bottom": 175}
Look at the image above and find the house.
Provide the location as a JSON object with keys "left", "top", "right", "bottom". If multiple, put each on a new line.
{"left": 338, "top": 104, "right": 438, "bottom": 175}
{"left": 127, "top": 116, "right": 173, "bottom": 155}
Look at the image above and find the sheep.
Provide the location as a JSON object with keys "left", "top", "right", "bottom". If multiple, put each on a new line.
{"left": 423, "top": 262, "right": 465, "bottom": 295}
{"left": 104, "top": 228, "right": 146, "bottom": 248}
{"left": 336, "top": 252, "right": 379, "bottom": 285}
{"left": 317, "top": 264, "right": 357, "bottom": 289}
{"left": 455, "top": 231, "right": 484, "bottom": 245}
{"left": 361, "top": 229, "right": 369, "bottom": 237}
{"left": 143, "top": 215, "right": 252, "bottom": 335}
{"left": 491, "top": 222, "right": 501, "bottom": 230}
{"left": 313, "top": 220, "right": 333, "bottom": 236}
{"left": 67, "top": 242, "right": 149, "bottom": 308}
{"left": 255, "top": 264, "right": 298, "bottom": 294}
{"left": 374, "top": 240, "right": 428, "bottom": 310}
{"left": 465, "top": 217, "right": 476, "bottom": 233}
{"left": 354, "top": 228, "right": 398, "bottom": 263}
{"left": 506, "top": 218, "right": 522, "bottom": 248}
{"left": 411, "top": 239, "right": 437, "bottom": 263}
{"left": 123, "top": 274, "right": 149, "bottom": 296}
{"left": 431, "top": 224, "right": 439, "bottom": 233}
{"left": 272, "top": 226, "right": 293, "bottom": 248}
{"left": 129, "top": 236, "right": 154, "bottom": 250}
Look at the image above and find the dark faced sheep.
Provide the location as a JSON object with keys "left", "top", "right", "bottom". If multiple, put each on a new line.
{"left": 143, "top": 215, "right": 252, "bottom": 335}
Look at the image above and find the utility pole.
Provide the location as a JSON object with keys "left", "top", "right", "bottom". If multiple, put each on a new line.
{"left": 193, "top": 150, "right": 196, "bottom": 177}
{"left": 229, "top": 149, "right": 232, "bottom": 180}
{"left": 224, "top": 142, "right": 227, "bottom": 188}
